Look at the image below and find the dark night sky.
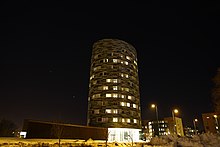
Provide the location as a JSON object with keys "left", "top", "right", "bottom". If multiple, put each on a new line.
{"left": 0, "top": 1, "right": 219, "bottom": 129}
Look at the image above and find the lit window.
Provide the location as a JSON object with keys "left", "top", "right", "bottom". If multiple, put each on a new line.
{"left": 113, "top": 86, "right": 118, "bottom": 90}
{"left": 133, "top": 104, "right": 137, "bottom": 108}
{"left": 103, "top": 86, "right": 108, "bottom": 90}
{"left": 133, "top": 119, "right": 137, "bottom": 123}
{"left": 134, "top": 60, "right": 137, "bottom": 65}
{"left": 127, "top": 103, "right": 130, "bottom": 107}
{"left": 127, "top": 119, "right": 130, "bottom": 123}
{"left": 128, "top": 96, "right": 132, "bottom": 99}
{"left": 103, "top": 59, "right": 108, "bottom": 62}
{"left": 106, "top": 109, "right": 111, "bottom": 113}
{"left": 121, "top": 95, "right": 125, "bottom": 98}
{"left": 125, "top": 74, "right": 129, "bottom": 78}
{"left": 122, "top": 87, "right": 129, "bottom": 92}
{"left": 112, "top": 79, "right": 118, "bottom": 83}
{"left": 92, "top": 94, "right": 100, "bottom": 99}
{"left": 124, "top": 61, "right": 128, "bottom": 65}
{"left": 106, "top": 79, "right": 111, "bottom": 82}
{"left": 113, "top": 93, "right": 118, "bottom": 98}
{"left": 122, "top": 118, "right": 125, "bottom": 122}
{"left": 120, "top": 102, "right": 126, "bottom": 106}
{"left": 113, "top": 59, "right": 119, "bottom": 63}
{"left": 90, "top": 75, "right": 94, "bottom": 80}
{"left": 94, "top": 109, "right": 99, "bottom": 114}
{"left": 112, "top": 109, "right": 118, "bottom": 114}
{"left": 106, "top": 94, "right": 111, "bottom": 97}
{"left": 126, "top": 56, "right": 131, "bottom": 60}
{"left": 106, "top": 79, "right": 119, "bottom": 83}
{"left": 113, "top": 117, "right": 118, "bottom": 122}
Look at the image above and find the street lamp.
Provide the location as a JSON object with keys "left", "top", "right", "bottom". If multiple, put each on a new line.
{"left": 193, "top": 119, "right": 198, "bottom": 135}
{"left": 213, "top": 115, "right": 219, "bottom": 133}
{"left": 151, "top": 104, "right": 159, "bottom": 136}
{"left": 172, "top": 109, "right": 178, "bottom": 134}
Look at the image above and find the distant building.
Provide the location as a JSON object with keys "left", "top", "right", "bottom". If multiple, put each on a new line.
{"left": 22, "top": 119, "right": 107, "bottom": 140}
{"left": 87, "top": 39, "right": 142, "bottom": 142}
{"left": 184, "top": 126, "right": 195, "bottom": 137}
{"left": 164, "top": 117, "right": 184, "bottom": 136}
{"left": 147, "top": 120, "right": 169, "bottom": 137}
{"left": 202, "top": 112, "right": 219, "bottom": 133}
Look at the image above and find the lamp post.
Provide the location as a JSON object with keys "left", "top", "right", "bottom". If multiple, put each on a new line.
{"left": 213, "top": 115, "right": 219, "bottom": 133}
{"left": 193, "top": 119, "right": 198, "bottom": 135}
{"left": 172, "top": 109, "right": 178, "bottom": 134}
{"left": 151, "top": 104, "right": 159, "bottom": 136}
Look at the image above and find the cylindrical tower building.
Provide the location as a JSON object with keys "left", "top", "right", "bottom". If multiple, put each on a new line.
{"left": 87, "top": 39, "right": 142, "bottom": 142}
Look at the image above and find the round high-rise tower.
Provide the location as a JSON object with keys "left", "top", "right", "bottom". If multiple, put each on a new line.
{"left": 87, "top": 39, "right": 142, "bottom": 142}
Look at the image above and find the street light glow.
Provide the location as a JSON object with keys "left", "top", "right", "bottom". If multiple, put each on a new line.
{"left": 194, "top": 119, "right": 198, "bottom": 122}
{"left": 151, "top": 104, "right": 156, "bottom": 108}
{"left": 173, "top": 109, "right": 178, "bottom": 114}
{"left": 214, "top": 115, "right": 218, "bottom": 118}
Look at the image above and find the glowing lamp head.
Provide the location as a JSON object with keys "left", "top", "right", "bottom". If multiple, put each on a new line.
{"left": 173, "top": 109, "right": 178, "bottom": 114}
{"left": 214, "top": 115, "right": 218, "bottom": 118}
{"left": 194, "top": 119, "right": 198, "bottom": 122}
{"left": 151, "top": 104, "right": 156, "bottom": 108}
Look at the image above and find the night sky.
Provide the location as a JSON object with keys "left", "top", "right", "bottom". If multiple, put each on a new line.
{"left": 0, "top": 1, "right": 219, "bottom": 130}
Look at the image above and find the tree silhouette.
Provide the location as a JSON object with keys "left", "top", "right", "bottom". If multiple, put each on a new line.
{"left": 212, "top": 68, "right": 220, "bottom": 113}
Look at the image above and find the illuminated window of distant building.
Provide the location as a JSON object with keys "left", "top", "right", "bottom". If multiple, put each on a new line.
{"left": 106, "top": 79, "right": 111, "bottom": 82}
{"left": 122, "top": 118, "right": 125, "bottom": 122}
{"left": 127, "top": 118, "right": 130, "bottom": 123}
{"left": 92, "top": 94, "right": 100, "bottom": 99}
{"left": 112, "top": 109, "right": 118, "bottom": 114}
{"left": 103, "top": 86, "right": 108, "bottom": 90}
{"left": 113, "top": 117, "right": 118, "bottom": 122}
{"left": 106, "top": 109, "right": 111, "bottom": 113}
{"left": 121, "top": 95, "right": 125, "bottom": 98}
{"left": 128, "top": 96, "right": 132, "bottom": 100}
{"left": 122, "top": 88, "right": 129, "bottom": 92}
{"left": 113, "top": 86, "right": 118, "bottom": 90}
{"left": 90, "top": 75, "right": 94, "bottom": 80}
{"left": 113, "top": 93, "right": 118, "bottom": 98}
{"left": 103, "top": 59, "right": 108, "bottom": 62}
{"left": 113, "top": 59, "right": 119, "bottom": 63}
{"left": 112, "top": 79, "right": 118, "bottom": 83}
{"left": 120, "top": 102, "right": 126, "bottom": 106}
{"left": 124, "top": 61, "right": 128, "bottom": 65}
{"left": 127, "top": 103, "right": 130, "bottom": 107}
{"left": 134, "top": 60, "right": 137, "bottom": 65}
{"left": 126, "top": 56, "right": 131, "bottom": 60}
{"left": 133, "top": 119, "right": 137, "bottom": 123}
{"left": 133, "top": 104, "right": 137, "bottom": 108}
{"left": 106, "top": 94, "right": 111, "bottom": 97}
{"left": 94, "top": 109, "right": 99, "bottom": 114}
{"left": 125, "top": 74, "right": 129, "bottom": 78}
